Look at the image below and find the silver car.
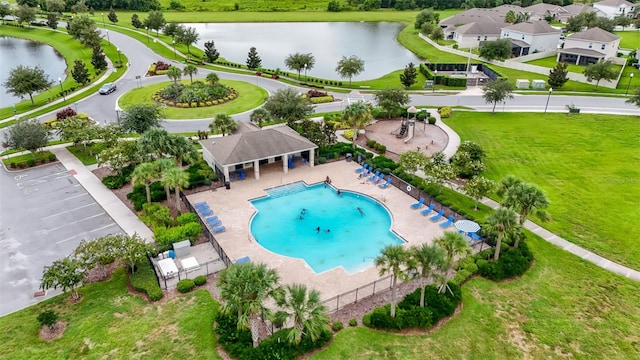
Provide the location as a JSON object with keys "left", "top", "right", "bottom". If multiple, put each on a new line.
{"left": 99, "top": 83, "right": 117, "bottom": 95}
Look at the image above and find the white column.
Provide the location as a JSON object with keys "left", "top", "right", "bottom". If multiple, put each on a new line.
{"left": 309, "top": 150, "right": 315, "bottom": 168}
{"left": 254, "top": 160, "right": 260, "bottom": 180}
{"left": 282, "top": 155, "right": 288, "bottom": 174}
{"left": 223, "top": 166, "right": 230, "bottom": 182}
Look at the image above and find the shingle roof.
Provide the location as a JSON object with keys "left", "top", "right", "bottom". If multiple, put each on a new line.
{"left": 567, "top": 27, "right": 620, "bottom": 42}
{"left": 559, "top": 47, "right": 606, "bottom": 57}
{"left": 561, "top": 4, "right": 600, "bottom": 16}
{"left": 594, "top": 0, "right": 634, "bottom": 8}
{"left": 502, "top": 20, "right": 561, "bottom": 34}
{"left": 455, "top": 21, "right": 503, "bottom": 36}
{"left": 509, "top": 39, "right": 530, "bottom": 47}
{"left": 524, "top": 3, "right": 562, "bottom": 14}
{"left": 200, "top": 126, "right": 317, "bottom": 166}
{"left": 440, "top": 6, "right": 521, "bottom": 27}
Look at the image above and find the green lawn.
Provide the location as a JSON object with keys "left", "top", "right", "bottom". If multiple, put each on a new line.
{"left": 444, "top": 112, "right": 640, "bottom": 269}
{"left": 526, "top": 55, "right": 623, "bottom": 75}
{"left": 615, "top": 31, "right": 640, "bottom": 49}
{"left": 0, "top": 269, "right": 221, "bottom": 359}
{"left": 66, "top": 143, "right": 105, "bottom": 165}
{"left": 117, "top": 79, "right": 267, "bottom": 119}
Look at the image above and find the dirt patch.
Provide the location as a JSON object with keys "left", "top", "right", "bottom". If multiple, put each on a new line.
{"left": 39, "top": 321, "right": 67, "bottom": 342}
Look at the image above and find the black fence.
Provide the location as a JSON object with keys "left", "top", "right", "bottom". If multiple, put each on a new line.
{"left": 155, "top": 257, "right": 226, "bottom": 290}
{"left": 322, "top": 275, "right": 394, "bottom": 313}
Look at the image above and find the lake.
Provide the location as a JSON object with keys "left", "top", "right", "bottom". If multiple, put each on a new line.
{"left": 186, "top": 22, "right": 423, "bottom": 81}
{"left": 0, "top": 37, "right": 67, "bottom": 108}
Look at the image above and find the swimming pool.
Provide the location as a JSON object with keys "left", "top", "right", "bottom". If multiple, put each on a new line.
{"left": 250, "top": 182, "right": 404, "bottom": 274}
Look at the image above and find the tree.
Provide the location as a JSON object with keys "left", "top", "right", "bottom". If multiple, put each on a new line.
{"left": 175, "top": 25, "right": 199, "bottom": 54}
{"left": 46, "top": 12, "right": 59, "bottom": 30}
{"left": 205, "top": 72, "right": 220, "bottom": 86}
{"left": 274, "top": 284, "right": 330, "bottom": 345}
{"left": 40, "top": 257, "right": 86, "bottom": 301}
{"left": 68, "top": 15, "right": 101, "bottom": 48}
{"left": 479, "top": 39, "right": 512, "bottom": 61}
{"left": 399, "top": 62, "right": 418, "bottom": 89}
{"left": 209, "top": 113, "right": 237, "bottom": 136}
{"left": 485, "top": 207, "right": 518, "bottom": 260}
{"left": 132, "top": 162, "right": 158, "bottom": 204}
{"left": 250, "top": 108, "right": 271, "bottom": 128}
{"left": 131, "top": 14, "right": 143, "bottom": 29}
{"left": 263, "top": 87, "right": 314, "bottom": 125}
{"left": 154, "top": 158, "right": 177, "bottom": 202}
{"left": 3, "top": 65, "right": 51, "bottom": 105}
{"left": 91, "top": 45, "right": 108, "bottom": 72}
{"left": 626, "top": 88, "right": 640, "bottom": 109}
{"left": 374, "top": 245, "right": 408, "bottom": 318}
{"left": 502, "top": 183, "right": 550, "bottom": 246}
{"left": 204, "top": 40, "right": 220, "bottom": 63}
{"left": 463, "top": 176, "right": 495, "bottom": 210}
{"left": 342, "top": 101, "right": 372, "bottom": 148}
{"left": 3, "top": 119, "right": 49, "bottom": 157}
{"left": 430, "top": 27, "right": 444, "bottom": 44}
{"left": 116, "top": 234, "right": 153, "bottom": 274}
{"left": 414, "top": 8, "right": 438, "bottom": 29}
{"left": 169, "top": 135, "right": 197, "bottom": 165}
{"left": 71, "top": 59, "right": 90, "bottom": 85}
{"left": 373, "top": 87, "right": 410, "bottom": 117}
{"left": 166, "top": 66, "right": 182, "bottom": 85}
{"left": 37, "top": 310, "right": 58, "bottom": 329}
{"left": 57, "top": 116, "right": 99, "bottom": 151}
{"left": 583, "top": 60, "right": 617, "bottom": 89}
{"left": 435, "top": 231, "right": 472, "bottom": 270}
{"left": 45, "top": 0, "right": 65, "bottom": 13}
{"left": 614, "top": 14, "right": 631, "bottom": 30}
{"left": 335, "top": 55, "right": 365, "bottom": 86}
{"left": 15, "top": 5, "right": 36, "bottom": 26}
{"left": 424, "top": 153, "right": 456, "bottom": 194}
{"left": 163, "top": 22, "right": 181, "bottom": 38}
{"left": 284, "top": 52, "right": 316, "bottom": 80}
{"left": 73, "top": 236, "right": 120, "bottom": 280}
{"left": 505, "top": 10, "right": 516, "bottom": 23}
{"left": 0, "top": 3, "right": 11, "bottom": 24}
{"left": 565, "top": 15, "right": 584, "bottom": 33}
{"left": 183, "top": 64, "right": 198, "bottom": 84}
{"left": 298, "top": 119, "right": 336, "bottom": 148}
{"left": 408, "top": 243, "right": 447, "bottom": 307}
{"left": 218, "top": 262, "right": 281, "bottom": 348}
{"left": 482, "top": 79, "right": 514, "bottom": 113}
{"left": 138, "top": 127, "right": 173, "bottom": 160}
{"left": 162, "top": 167, "right": 189, "bottom": 211}
{"left": 120, "top": 104, "right": 163, "bottom": 133}
{"left": 70, "top": 0, "right": 88, "bottom": 13}
{"left": 398, "top": 150, "right": 428, "bottom": 176}
{"left": 107, "top": 7, "right": 118, "bottom": 24}
{"left": 246, "top": 47, "right": 262, "bottom": 70}
{"left": 144, "top": 10, "right": 165, "bottom": 35}
{"left": 547, "top": 62, "right": 569, "bottom": 89}
{"left": 97, "top": 140, "right": 140, "bottom": 175}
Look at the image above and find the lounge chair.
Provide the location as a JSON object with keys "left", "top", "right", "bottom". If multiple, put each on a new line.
{"left": 378, "top": 177, "right": 392, "bottom": 189}
{"left": 197, "top": 206, "right": 211, "bottom": 213}
{"left": 468, "top": 232, "right": 481, "bottom": 241}
{"left": 213, "top": 226, "right": 226, "bottom": 233}
{"left": 430, "top": 209, "right": 444, "bottom": 222}
{"left": 194, "top": 201, "right": 207, "bottom": 208}
{"left": 411, "top": 197, "right": 425, "bottom": 209}
{"left": 420, "top": 203, "right": 435, "bottom": 216}
{"left": 368, "top": 170, "right": 380, "bottom": 181}
{"left": 440, "top": 216, "right": 454, "bottom": 228}
{"left": 363, "top": 165, "right": 373, "bottom": 176}
{"left": 208, "top": 219, "right": 222, "bottom": 227}
{"left": 205, "top": 215, "right": 219, "bottom": 222}
{"left": 355, "top": 163, "right": 367, "bottom": 173}
{"left": 200, "top": 209, "right": 213, "bottom": 216}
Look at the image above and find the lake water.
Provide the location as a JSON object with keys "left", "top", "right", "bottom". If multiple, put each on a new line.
{"left": 186, "top": 22, "right": 423, "bottom": 81}
{"left": 0, "top": 37, "right": 67, "bottom": 108}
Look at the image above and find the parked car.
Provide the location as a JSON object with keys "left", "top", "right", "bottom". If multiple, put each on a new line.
{"left": 99, "top": 83, "right": 116, "bottom": 95}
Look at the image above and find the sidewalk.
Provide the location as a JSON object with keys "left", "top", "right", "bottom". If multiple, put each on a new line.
{"left": 50, "top": 147, "right": 154, "bottom": 242}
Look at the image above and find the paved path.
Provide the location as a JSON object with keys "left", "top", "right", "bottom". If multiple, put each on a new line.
{"left": 50, "top": 147, "right": 154, "bottom": 242}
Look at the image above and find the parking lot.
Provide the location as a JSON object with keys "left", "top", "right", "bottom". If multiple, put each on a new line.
{"left": 0, "top": 163, "right": 123, "bottom": 316}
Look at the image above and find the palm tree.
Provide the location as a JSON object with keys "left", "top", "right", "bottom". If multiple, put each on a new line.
{"left": 408, "top": 243, "right": 447, "bottom": 307}
{"left": 496, "top": 175, "right": 523, "bottom": 198}
{"left": 374, "top": 244, "right": 408, "bottom": 318}
{"left": 162, "top": 167, "right": 189, "bottom": 211}
{"left": 183, "top": 64, "right": 198, "bottom": 84}
{"left": 342, "top": 101, "right": 372, "bottom": 149}
{"left": 503, "top": 183, "right": 549, "bottom": 247}
{"left": 250, "top": 108, "right": 271, "bottom": 128}
{"left": 166, "top": 66, "right": 182, "bottom": 85}
{"left": 154, "top": 158, "right": 177, "bottom": 201}
{"left": 209, "top": 113, "right": 238, "bottom": 136}
{"left": 274, "top": 283, "right": 330, "bottom": 345}
{"left": 170, "top": 135, "right": 197, "bottom": 166}
{"left": 132, "top": 162, "right": 158, "bottom": 203}
{"left": 138, "top": 127, "right": 173, "bottom": 160}
{"left": 218, "top": 262, "right": 281, "bottom": 348}
{"left": 435, "top": 231, "right": 472, "bottom": 269}
{"left": 205, "top": 72, "right": 219, "bottom": 86}
{"left": 485, "top": 207, "right": 518, "bottom": 260}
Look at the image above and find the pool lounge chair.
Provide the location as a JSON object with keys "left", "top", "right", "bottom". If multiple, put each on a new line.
{"left": 411, "top": 198, "right": 425, "bottom": 209}
{"left": 430, "top": 209, "right": 444, "bottom": 222}
{"left": 194, "top": 201, "right": 207, "bottom": 208}
{"left": 440, "top": 216, "right": 455, "bottom": 228}
{"left": 379, "top": 177, "right": 392, "bottom": 188}
{"left": 355, "top": 163, "right": 367, "bottom": 173}
{"left": 208, "top": 219, "right": 222, "bottom": 227}
{"left": 200, "top": 209, "right": 213, "bottom": 216}
{"left": 213, "top": 226, "right": 226, "bottom": 234}
{"left": 205, "top": 215, "right": 219, "bottom": 222}
{"left": 363, "top": 165, "right": 373, "bottom": 176}
{"left": 368, "top": 170, "right": 380, "bottom": 181}
{"left": 420, "top": 203, "right": 435, "bottom": 216}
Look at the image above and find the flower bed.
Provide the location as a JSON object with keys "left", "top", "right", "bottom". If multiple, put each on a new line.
{"left": 153, "top": 82, "right": 238, "bottom": 108}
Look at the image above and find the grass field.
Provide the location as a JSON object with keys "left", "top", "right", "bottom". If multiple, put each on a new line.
{"left": 0, "top": 270, "right": 221, "bottom": 359}
{"left": 615, "top": 31, "right": 640, "bottom": 49}
{"left": 444, "top": 112, "right": 640, "bottom": 269}
{"left": 117, "top": 79, "right": 267, "bottom": 119}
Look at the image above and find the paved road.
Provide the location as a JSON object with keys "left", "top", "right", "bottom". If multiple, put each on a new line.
{"left": 0, "top": 163, "right": 124, "bottom": 316}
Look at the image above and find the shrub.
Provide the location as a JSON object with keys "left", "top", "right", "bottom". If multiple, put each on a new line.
{"left": 349, "top": 318, "right": 358, "bottom": 327}
{"left": 478, "top": 242, "right": 534, "bottom": 281}
{"left": 177, "top": 212, "right": 199, "bottom": 225}
{"left": 366, "top": 139, "right": 377, "bottom": 148}
{"left": 177, "top": 278, "right": 195, "bottom": 293}
{"left": 317, "top": 157, "right": 327, "bottom": 164}
{"left": 141, "top": 203, "right": 173, "bottom": 228}
{"left": 343, "top": 129, "right": 354, "bottom": 141}
{"left": 206, "top": 101, "right": 212, "bottom": 106}
{"left": 56, "top": 107, "right": 77, "bottom": 120}
{"left": 27, "top": 159, "right": 36, "bottom": 167}
{"left": 362, "top": 313, "right": 372, "bottom": 327}
{"left": 331, "top": 321, "right": 344, "bottom": 332}
{"left": 428, "top": 116, "right": 437, "bottom": 124}
{"left": 48, "top": 153, "right": 57, "bottom": 161}
{"left": 129, "top": 260, "right": 164, "bottom": 301}
{"left": 375, "top": 144, "right": 386, "bottom": 154}
{"left": 194, "top": 275, "right": 207, "bottom": 286}
{"left": 191, "top": 102, "right": 197, "bottom": 108}
{"left": 155, "top": 61, "right": 170, "bottom": 71}
{"left": 438, "top": 106, "right": 452, "bottom": 118}
{"left": 37, "top": 310, "right": 58, "bottom": 328}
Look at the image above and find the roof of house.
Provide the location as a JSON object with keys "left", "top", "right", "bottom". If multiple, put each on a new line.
{"left": 199, "top": 126, "right": 317, "bottom": 166}
{"left": 524, "top": 3, "right": 563, "bottom": 15}
{"left": 559, "top": 47, "right": 606, "bottom": 57}
{"left": 509, "top": 39, "right": 531, "bottom": 47}
{"left": 502, "top": 20, "right": 561, "bottom": 34}
{"left": 566, "top": 27, "right": 620, "bottom": 42}
{"left": 454, "top": 21, "right": 503, "bottom": 36}
{"left": 561, "top": 4, "right": 601, "bottom": 16}
{"left": 593, "top": 0, "right": 634, "bottom": 8}
{"left": 440, "top": 6, "right": 521, "bottom": 27}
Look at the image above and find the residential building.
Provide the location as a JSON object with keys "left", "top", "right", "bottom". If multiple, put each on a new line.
{"left": 593, "top": 0, "right": 636, "bottom": 19}
{"left": 439, "top": 5, "right": 522, "bottom": 48}
{"left": 557, "top": 27, "right": 621, "bottom": 65}
{"left": 557, "top": 4, "right": 605, "bottom": 23}
{"left": 501, "top": 21, "right": 562, "bottom": 57}
{"left": 524, "top": 3, "right": 564, "bottom": 21}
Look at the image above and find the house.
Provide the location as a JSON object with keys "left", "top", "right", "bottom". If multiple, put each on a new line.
{"left": 557, "top": 4, "right": 606, "bottom": 23}
{"left": 199, "top": 126, "right": 317, "bottom": 181}
{"left": 439, "top": 5, "right": 522, "bottom": 48}
{"left": 557, "top": 27, "right": 621, "bottom": 65}
{"left": 501, "top": 21, "right": 562, "bottom": 57}
{"left": 593, "top": 0, "right": 635, "bottom": 19}
{"left": 524, "top": 3, "right": 564, "bottom": 21}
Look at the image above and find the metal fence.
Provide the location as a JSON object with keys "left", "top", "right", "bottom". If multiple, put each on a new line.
{"left": 155, "top": 257, "right": 226, "bottom": 290}
{"left": 387, "top": 173, "right": 463, "bottom": 222}
{"left": 322, "top": 275, "right": 394, "bottom": 313}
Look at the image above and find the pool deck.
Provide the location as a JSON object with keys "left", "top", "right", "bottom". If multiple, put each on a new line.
{"left": 187, "top": 160, "right": 448, "bottom": 302}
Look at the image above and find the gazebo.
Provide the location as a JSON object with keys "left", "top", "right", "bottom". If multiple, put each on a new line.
{"left": 199, "top": 126, "right": 318, "bottom": 181}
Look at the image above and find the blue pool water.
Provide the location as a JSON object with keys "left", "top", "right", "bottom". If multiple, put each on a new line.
{"left": 250, "top": 182, "right": 404, "bottom": 274}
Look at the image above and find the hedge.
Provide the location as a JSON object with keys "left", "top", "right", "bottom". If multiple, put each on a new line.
{"left": 129, "top": 260, "right": 163, "bottom": 301}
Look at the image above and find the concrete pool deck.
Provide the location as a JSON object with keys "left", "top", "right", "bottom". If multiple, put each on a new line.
{"left": 187, "top": 160, "right": 448, "bottom": 302}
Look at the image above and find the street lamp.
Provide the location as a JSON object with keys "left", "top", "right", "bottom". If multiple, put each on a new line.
{"left": 116, "top": 47, "right": 122, "bottom": 64}
{"left": 105, "top": 29, "right": 110, "bottom": 45}
{"left": 172, "top": 40, "right": 176, "bottom": 60}
{"left": 303, "top": 64, "right": 307, "bottom": 81}
{"left": 101, "top": 12, "right": 105, "bottom": 27}
{"left": 58, "top": 77, "right": 65, "bottom": 101}
{"left": 625, "top": 73, "right": 634, "bottom": 96}
{"left": 145, "top": 26, "right": 149, "bottom": 44}
{"left": 433, "top": 69, "right": 438, "bottom": 93}
{"left": 544, "top": 87, "right": 553, "bottom": 113}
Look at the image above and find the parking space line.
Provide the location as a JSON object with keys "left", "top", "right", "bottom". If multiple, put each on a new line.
{"left": 55, "top": 223, "right": 119, "bottom": 245}
{"left": 48, "top": 212, "right": 105, "bottom": 232}
{"left": 52, "top": 192, "right": 89, "bottom": 202}
{"left": 41, "top": 203, "right": 96, "bottom": 220}
{"left": 89, "top": 223, "right": 119, "bottom": 233}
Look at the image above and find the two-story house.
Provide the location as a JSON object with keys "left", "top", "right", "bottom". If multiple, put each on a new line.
{"left": 593, "top": 0, "right": 635, "bottom": 19}
{"left": 501, "top": 21, "right": 562, "bottom": 57}
{"left": 557, "top": 27, "right": 621, "bottom": 65}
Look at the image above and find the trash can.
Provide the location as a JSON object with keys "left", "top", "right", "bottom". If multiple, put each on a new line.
{"left": 345, "top": 153, "right": 353, "bottom": 162}
{"left": 356, "top": 153, "right": 364, "bottom": 163}
{"left": 225, "top": 181, "right": 231, "bottom": 190}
